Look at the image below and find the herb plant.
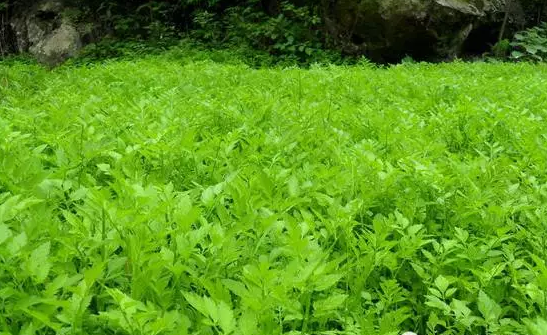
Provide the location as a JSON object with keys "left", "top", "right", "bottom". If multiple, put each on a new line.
{"left": 1, "top": 56, "right": 547, "bottom": 334}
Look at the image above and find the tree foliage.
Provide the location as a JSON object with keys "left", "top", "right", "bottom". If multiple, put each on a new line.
{"left": 1, "top": 0, "right": 547, "bottom": 61}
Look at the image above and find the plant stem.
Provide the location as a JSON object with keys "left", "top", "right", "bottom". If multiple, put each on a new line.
{"left": 301, "top": 292, "right": 312, "bottom": 334}
{"left": 498, "top": 0, "right": 512, "bottom": 42}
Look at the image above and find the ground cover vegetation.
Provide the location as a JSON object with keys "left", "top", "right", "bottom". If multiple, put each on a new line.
{"left": 1, "top": 54, "right": 547, "bottom": 335}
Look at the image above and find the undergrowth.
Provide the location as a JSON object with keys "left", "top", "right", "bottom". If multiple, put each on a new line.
{"left": 70, "top": 40, "right": 350, "bottom": 68}
{"left": 1, "top": 56, "right": 547, "bottom": 335}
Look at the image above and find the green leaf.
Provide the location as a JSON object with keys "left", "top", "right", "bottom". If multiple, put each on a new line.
{"left": 222, "top": 279, "right": 249, "bottom": 299}
{"left": 84, "top": 262, "right": 104, "bottom": 287}
{"left": 525, "top": 45, "right": 539, "bottom": 54}
{"left": 0, "top": 196, "right": 43, "bottom": 223}
{"left": 106, "top": 288, "right": 146, "bottom": 317}
{"left": 0, "top": 223, "right": 12, "bottom": 245}
{"left": 450, "top": 299, "right": 476, "bottom": 328}
{"left": 524, "top": 317, "right": 547, "bottom": 335}
{"left": 425, "top": 295, "right": 450, "bottom": 313}
{"left": 379, "top": 308, "right": 410, "bottom": 334}
{"left": 183, "top": 291, "right": 208, "bottom": 318}
{"left": 511, "top": 50, "right": 524, "bottom": 58}
{"left": 217, "top": 301, "right": 235, "bottom": 334}
{"left": 434, "top": 275, "right": 450, "bottom": 294}
{"left": 410, "top": 262, "right": 427, "bottom": 278}
{"left": 477, "top": 291, "right": 502, "bottom": 323}
{"left": 428, "top": 288, "right": 443, "bottom": 299}
{"left": 183, "top": 292, "right": 234, "bottom": 334}
{"left": 238, "top": 310, "right": 258, "bottom": 335}
{"left": 313, "top": 274, "right": 343, "bottom": 291}
{"left": 201, "top": 183, "right": 223, "bottom": 207}
{"left": 97, "top": 163, "right": 111, "bottom": 172}
{"left": 24, "top": 242, "right": 51, "bottom": 283}
{"left": 20, "top": 307, "right": 62, "bottom": 332}
{"left": 313, "top": 293, "right": 348, "bottom": 315}
{"left": 445, "top": 287, "right": 457, "bottom": 298}
{"left": 287, "top": 175, "right": 299, "bottom": 197}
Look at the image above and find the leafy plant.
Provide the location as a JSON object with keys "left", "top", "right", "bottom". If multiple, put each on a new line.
{"left": 491, "top": 39, "right": 511, "bottom": 58}
{"left": 511, "top": 22, "right": 547, "bottom": 61}
{"left": 1, "top": 54, "right": 547, "bottom": 335}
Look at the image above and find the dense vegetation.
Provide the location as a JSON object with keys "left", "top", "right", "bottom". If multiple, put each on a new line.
{"left": 1, "top": 0, "right": 336, "bottom": 61}
{"left": 1, "top": 53, "right": 547, "bottom": 334}
{"left": 1, "top": 0, "right": 547, "bottom": 62}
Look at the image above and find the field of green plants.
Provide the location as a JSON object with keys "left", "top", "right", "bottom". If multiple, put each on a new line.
{"left": 1, "top": 56, "right": 547, "bottom": 335}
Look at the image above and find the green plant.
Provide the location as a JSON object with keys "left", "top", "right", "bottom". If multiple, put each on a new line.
{"left": 220, "top": 1, "right": 327, "bottom": 62}
{"left": 192, "top": 10, "right": 224, "bottom": 43}
{"left": 491, "top": 39, "right": 511, "bottom": 58}
{"left": 1, "top": 55, "right": 547, "bottom": 335}
{"left": 511, "top": 22, "right": 547, "bottom": 61}
{"left": 68, "top": 0, "right": 335, "bottom": 63}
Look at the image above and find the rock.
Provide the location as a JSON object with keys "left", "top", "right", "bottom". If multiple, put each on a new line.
{"left": 31, "top": 22, "right": 81, "bottom": 67}
{"left": 325, "top": 0, "right": 514, "bottom": 62}
{"left": 10, "top": 0, "right": 83, "bottom": 66}
{"left": 435, "top": 0, "right": 483, "bottom": 16}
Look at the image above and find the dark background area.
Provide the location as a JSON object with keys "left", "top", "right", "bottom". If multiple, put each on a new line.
{"left": 1, "top": 0, "right": 546, "bottom": 63}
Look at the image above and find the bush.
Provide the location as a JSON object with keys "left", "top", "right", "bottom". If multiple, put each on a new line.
{"left": 491, "top": 39, "right": 511, "bottom": 58}
{"left": 510, "top": 22, "right": 547, "bottom": 61}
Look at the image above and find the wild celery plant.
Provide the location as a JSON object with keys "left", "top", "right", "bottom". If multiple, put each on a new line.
{"left": 0, "top": 55, "right": 547, "bottom": 335}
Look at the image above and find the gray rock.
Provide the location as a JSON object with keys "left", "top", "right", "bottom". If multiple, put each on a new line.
{"left": 325, "top": 0, "right": 515, "bottom": 61}
{"left": 31, "top": 22, "right": 81, "bottom": 67}
{"left": 435, "top": 0, "right": 483, "bottom": 16}
{"left": 10, "top": 0, "right": 82, "bottom": 66}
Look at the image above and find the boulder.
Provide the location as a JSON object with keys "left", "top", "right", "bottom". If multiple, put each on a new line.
{"left": 10, "top": 0, "right": 82, "bottom": 66}
{"left": 324, "top": 0, "right": 521, "bottom": 62}
{"left": 31, "top": 22, "right": 81, "bottom": 67}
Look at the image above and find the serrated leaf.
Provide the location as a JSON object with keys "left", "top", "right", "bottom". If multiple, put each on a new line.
{"left": 428, "top": 288, "right": 443, "bottom": 299}
{"left": 183, "top": 291, "right": 234, "bottom": 333}
{"left": 217, "top": 301, "right": 235, "bottom": 334}
{"left": 434, "top": 275, "right": 450, "bottom": 294}
{"left": 222, "top": 279, "right": 249, "bottom": 299}
{"left": 24, "top": 242, "right": 51, "bottom": 283}
{"left": 112, "top": 288, "right": 142, "bottom": 310}
{"left": 425, "top": 295, "right": 450, "bottom": 313}
{"left": 203, "top": 296, "right": 218, "bottom": 323}
{"left": 20, "top": 307, "right": 62, "bottom": 332}
{"left": 477, "top": 291, "right": 502, "bottom": 322}
{"left": 0, "top": 196, "right": 43, "bottom": 223}
{"left": 313, "top": 274, "right": 343, "bottom": 291}
{"left": 183, "top": 292, "right": 213, "bottom": 320}
{"left": 379, "top": 308, "right": 410, "bottom": 334}
{"left": 313, "top": 293, "right": 348, "bottom": 314}
{"left": 239, "top": 310, "right": 258, "bottom": 335}
{"left": 451, "top": 299, "right": 476, "bottom": 328}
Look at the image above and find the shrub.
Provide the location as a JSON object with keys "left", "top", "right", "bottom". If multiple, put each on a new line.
{"left": 510, "top": 22, "right": 547, "bottom": 61}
